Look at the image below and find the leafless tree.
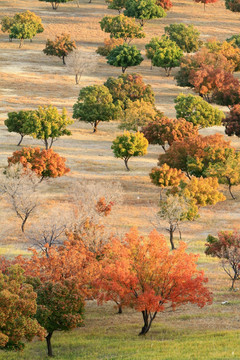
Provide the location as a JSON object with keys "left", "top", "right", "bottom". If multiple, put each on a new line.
{"left": 0, "top": 164, "right": 40, "bottom": 233}
{"left": 66, "top": 49, "right": 99, "bottom": 84}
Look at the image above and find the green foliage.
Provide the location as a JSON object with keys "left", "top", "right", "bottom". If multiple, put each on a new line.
{"left": 73, "top": 85, "right": 118, "bottom": 132}
{"left": 22, "top": 105, "right": 73, "bottom": 149}
{"left": 174, "top": 94, "right": 225, "bottom": 128}
{"left": 39, "top": 0, "right": 74, "bottom": 10}
{"left": 225, "top": 0, "right": 240, "bottom": 12}
{"left": 43, "top": 33, "right": 76, "bottom": 64}
{"left": 226, "top": 34, "right": 240, "bottom": 48}
{"left": 0, "top": 265, "right": 45, "bottom": 350}
{"left": 111, "top": 131, "right": 148, "bottom": 170}
{"left": 107, "top": 44, "right": 143, "bottom": 73}
{"left": 106, "top": 0, "right": 127, "bottom": 12}
{"left": 100, "top": 15, "right": 145, "bottom": 43}
{"left": 164, "top": 23, "right": 202, "bottom": 53}
{"left": 152, "top": 36, "right": 183, "bottom": 76}
{"left": 104, "top": 73, "right": 155, "bottom": 110}
{"left": 1, "top": 11, "right": 44, "bottom": 47}
{"left": 145, "top": 37, "right": 162, "bottom": 61}
{"left": 4, "top": 110, "right": 35, "bottom": 146}
{"left": 124, "top": 0, "right": 166, "bottom": 26}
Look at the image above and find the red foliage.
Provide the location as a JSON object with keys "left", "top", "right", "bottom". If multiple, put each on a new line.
{"left": 96, "top": 197, "right": 114, "bottom": 216}
{"left": 156, "top": 0, "right": 172, "bottom": 10}
{"left": 223, "top": 105, "right": 240, "bottom": 137}
{"left": 194, "top": 0, "right": 218, "bottom": 9}
{"left": 8, "top": 147, "right": 70, "bottom": 179}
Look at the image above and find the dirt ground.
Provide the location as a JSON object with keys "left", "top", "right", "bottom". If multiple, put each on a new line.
{"left": 1, "top": 0, "right": 240, "bottom": 331}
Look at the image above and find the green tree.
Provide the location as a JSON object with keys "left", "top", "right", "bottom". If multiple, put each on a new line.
{"left": 111, "top": 131, "right": 148, "bottom": 170}
{"left": 100, "top": 15, "right": 145, "bottom": 43}
{"left": 174, "top": 94, "right": 225, "bottom": 128}
{"left": 34, "top": 279, "right": 84, "bottom": 357}
{"left": 43, "top": 33, "right": 76, "bottom": 65}
{"left": 225, "top": 0, "right": 240, "bottom": 12}
{"left": 73, "top": 85, "right": 118, "bottom": 132}
{"left": 1, "top": 11, "right": 44, "bottom": 48}
{"left": 4, "top": 110, "right": 35, "bottom": 146}
{"left": 22, "top": 105, "right": 73, "bottom": 149}
{"left": 106, "top": 0, "right": 127, "bottom": 13}
{"left": 145, "top": 37, "right": 162, "bottom": 68}
{"left": 124, "top": 0, "right": 166, "bottom": 26}
{"left": 0, "top": 265, "right": 45, "bottom": 350}
{"left": 107, "top": 43, "right": 143, "bottom": 73}
{"left": 104, "top": 73, "right": 155, "bottom": 109}
{"left": 164, "top": 23, "right": 202, "bottom": 53}
{"left": 152, "top": 36, "right": 183, "bottom": 76}
{"left": 39, "top": 0, "right": 74, "bottom": 10}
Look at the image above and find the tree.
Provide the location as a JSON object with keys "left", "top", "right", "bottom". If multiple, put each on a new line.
{"left": 43, "top": 33, "right": 76, "bottom": 65}
{"left": 227, "top": 34, "right": 240, "bottom": 48}
{"left": 106, "top": 0, "right": 127, "bottom": 13}
{"left": 66, "top": 50, "right": 99, "bottom": 85}
{"left": 0, "top": 265, "right": 45, "bottom": 350}
{"left": 119, "top": 99, "right": 157, "bottom": 131}
{"left": 225, "top": 0, "right": 240, "bottom": 12}
{"left": 124, "top": 0, "right": 166, "bottom": 26}
{"left": 213, "top": 77, "right": 240, "bottom": 108}
{"left": 39, "top": 0, "right": 74, "bottom": 10}
{"left": 193, "top": 0, "right": 218, "bottom": 11}
{"left": 189, "top": 66, "right": 239, "bottom": 102}
{"left": 73, "top": 85, "right": 118, "bottom": 132}
{"left": 97, "top": 228, "right": 212, "bottom": 335}
{"left": 158, "top": 133, "right": 231, "bottom": 176}
{"left": 96, "top": 37, "right": 124, "bottom": 57}
{"left": 174, "top": 94, "right": 225, "bottom": 128}
{"left": 142, "top": 116, "right": 199, "bottom": 152}
{"left": 4, "top": 110, "right": 35, "bottom": 146}
{"left": 223, "top": 104, "right": 240, "bottom": 137}
{"left": 100, "top": 15, "right": 145, "bottom": 43}
{"left": 156, "top": 0, "right": 172, "bottom": 10}
{"left": 1, "top": 11, "right": 44, "bottom": 48}
{"left": 204, "top": 39, "right": 240, "bottom": 72}
{"left": 149, "top": 164, "right": 186, "bottom": 199}
{"left": 152, "top": 36, "right": 183, "bottom": 76}
{"left": 19, "top": 105, "right": 73, "bottom": 149}
{"left": 0, "top": 164, "right": 39, "bottom": 233}
{"left": 111, "top": 131, "right": 148, "bottom": 170}
{"left": 145, "top": 37, "right": 162, "bottom": 68}
{"left": 8, "top": 147, "right": 70, "bottom": 181}
{"left": 34, "top": 279, "right": 84, "bottom": 356}
{"left": 180, "top": 176, "right": 226, "bottom": 206}
{"left": 104, "top": 73, "right": 155, "bottom": 110}
{"left": 205, "top": 149, "right": 240, "bottom": 200}
{"left": 164, "top": 23, "right": 202, "bottom": 53}
{"left": 107, "top": 44, "right": 143, "bottom": 73}
{"left": 158, "top": 194, "right": 199, "bottom": 249}
{"left": 175, "top": 47, "right": 235, "bottom": 88}
{"left": 205, "top": 231, "right": 240, "bottom": 290}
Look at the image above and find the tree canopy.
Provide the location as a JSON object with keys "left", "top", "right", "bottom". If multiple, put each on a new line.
{"left": 107, "top": 43, "right": 143, "bottom": 73}
{"left": 164, "top": 23, "right": 202, "bottom": 53}
{"left": 4, "top": 110, "right": 35, "bottom": 146}
{"left": 124, "top": 0, "right": 166, "bottom": 26}
{"left": 43, "top": 33, "right": 76, "bottom": 65}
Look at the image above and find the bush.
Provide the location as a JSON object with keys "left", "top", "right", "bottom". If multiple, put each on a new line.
{"left": 165, "top": 23, "right": 202, "bottom": 53}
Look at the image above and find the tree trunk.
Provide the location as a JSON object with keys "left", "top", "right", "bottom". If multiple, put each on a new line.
{"left": 75, "top": 73, "right": 79, "bottom": 84}
{"left": 204, "top": 3, "right": 206, "bottom": 11}
{"left": 122, "top": 67, "right": 126, "bottom": 73}
{"left": 118, "top": 305, "right": 122, "bottom": 314}
{"left": 62, "top": 56, "right": 66, "bottom": 65}
{"left": 46, "top": 332, "right": 53, "bottom": 357}
{"left": 21, "top": 217, "right": 28, "bottom": 233}
{"left": 52, "top": 2, "right": 58, "bottom": 10}
{"left": 44, "top": 138, "right": 49, "bottom": 150}
{"left": 228, "top": 182, "right": 236, "bottom": 200}
{"left": 124, "top": 158, "right": 130, "bottom": 171}
{"left": 17, "top": 134, "right": 24, "bottom": 146}
{"left": 19, "top": 38, "right": 24, "bottom": 48}
{"left": 49, "top": 138, "right": 54, "bottom": 149}
{"left": 9, "top": 35, "right": 12, "bottom": 42}
{"left": 93, "top": 121, "right": 99, "bottom": 133}
{"left": 169, "top": 225, "right": 175, "bottom": 250}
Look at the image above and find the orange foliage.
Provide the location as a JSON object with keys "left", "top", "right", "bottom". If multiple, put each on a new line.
{"left": 8, "top": 147, "right": 70, "bottom": 179}
{"left": 97, "top": 228, "right": 212, "bottom": 335}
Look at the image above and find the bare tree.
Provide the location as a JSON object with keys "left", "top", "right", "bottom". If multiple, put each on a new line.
{"left": 0, "top": 164, "right": 39, "bottom": 233}
{"left": 66, "top": 49, "right": 99, "bottom": 84}
{"left": 157, "top": 195, "right": 198, "bottom": 250}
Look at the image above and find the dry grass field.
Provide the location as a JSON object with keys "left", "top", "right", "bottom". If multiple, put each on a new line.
{"left": 1, "top": 0, "right": 240, "bottom": 358}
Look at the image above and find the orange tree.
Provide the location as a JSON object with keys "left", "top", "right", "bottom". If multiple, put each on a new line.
{"left": 0, "top": 265, "right": 45, "bottom": 350}
{"left": 43, "top": 33, "right": 76, "bottom": 64}
{"left": 142, "top": 116, "right": 198, "bottom": 152}
{"left": 8, "top": 147, "right": 70, "bottom": 180}
{"left": 97, "top": 228, "right": 212, "bottom": 335}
